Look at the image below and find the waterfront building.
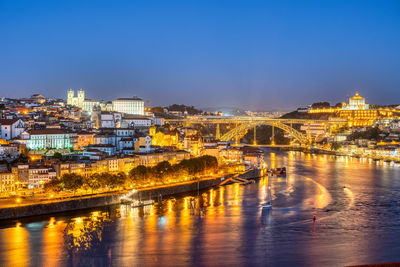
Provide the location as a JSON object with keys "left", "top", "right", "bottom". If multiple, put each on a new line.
{"left": 300, "top": 123, "right": 327, "bottom": 139}
{"left": 0, "top": 172, "right": 16, "bottom": 192}
{"left": 219, "top": 147, "right": 243, "bottom": 163}
{"left": 112, "top": 97, "right": 144, "bottom": 115}
{"left": 28, "top": 167, "right": 56, "bottom": 187}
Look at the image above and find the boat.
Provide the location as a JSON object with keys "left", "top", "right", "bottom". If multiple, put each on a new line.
{"left": 262, "top": 186, "right": 273, "bottom": 209}
{"left": 272, "top": 167, "right": 286, "bottom": 176}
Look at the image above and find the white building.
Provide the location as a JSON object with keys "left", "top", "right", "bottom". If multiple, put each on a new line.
{"left": 0, "top": 119, "right": 25, "bottom": 140}
{"left": 67, "top": 89, "right": 85, "bottom": 108}
{"left": 112, "top": 97, "right": 144, "bottom": 115}
{"left": 82, "top": 99, "right": 101, "bottom": 112}
{"left": 121, "top": 115, "right": 152, "bottom": 128}
{"left": 27, "top": 129, "right": 76, "bottom": 150}
{"left": 342, "top": 92, "right": 369, "bottom": 110}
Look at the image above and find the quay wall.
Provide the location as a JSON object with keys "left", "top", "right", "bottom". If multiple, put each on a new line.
{"left": 0, "top": 169, "right": 261, "bottom": 221}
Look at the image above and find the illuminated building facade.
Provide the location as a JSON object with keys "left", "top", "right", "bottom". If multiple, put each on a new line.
{"left": 27, "top": 129, "right": 76, "bottom": 150}
{"left": 309, "top": 92, "right": 400, "bottom": 127}
{"left": 67, "top": 89, "right": 85, "bottom": 108}
{"left": 342, "top": 92, "right": 369, "bottom": 110}
{"left": 149, "top": 125, "right": 179, "bottom": 147}
{"left": 112, "top": 97, "right": 144, "bottom": 115}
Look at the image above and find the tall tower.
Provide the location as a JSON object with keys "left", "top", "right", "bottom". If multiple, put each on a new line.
{"left": 77, "top": 89, "right": 85, "bottom": 108}
{"left": 67, "top": 89, "right": 75, "bottom": 105}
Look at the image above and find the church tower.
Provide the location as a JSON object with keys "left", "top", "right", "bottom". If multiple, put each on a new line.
{"left": 67, "top": 89, "right": 75, "bottom": 105}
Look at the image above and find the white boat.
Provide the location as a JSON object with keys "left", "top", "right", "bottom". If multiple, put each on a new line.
{"left": 262, "top": 186, "right": 273, "bottom": 209}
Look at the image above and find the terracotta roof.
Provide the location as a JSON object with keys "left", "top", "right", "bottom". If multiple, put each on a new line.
{"left": 0, "top": 119, "right": 20, "bottom": 125}
{"left": 29, "top": 129, "right": 67, "bottom": 135}
{"left": 114, "top": 97, "right": 143, "bottom": 101}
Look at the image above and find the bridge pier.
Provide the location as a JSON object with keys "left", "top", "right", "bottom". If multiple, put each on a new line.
{"left": 235, "top": 135, "right": 240, "bottom": 145}
{"left": 253, "top": 125, "right": 257, "bottom": 145}
{"left": 216, "top": 123, "right": 220, "bottom": 140}
{"left": 271, "top": 125, "right": 275, "bottom": 145}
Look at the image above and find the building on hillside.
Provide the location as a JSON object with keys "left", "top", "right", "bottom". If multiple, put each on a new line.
{"left": 82, "top": 99, "right": 101, "bottom": 112}
{"left": 308, "top": 92, "right": 400, "bottom": 127}
{"left": 112, "top": 97, "right": 144, "bottom": 115}
{"left": 300, "top": 123, "right": 327, "bottom": 139}
{"left": 183, "top": 134, "right": 202, "bottom": 156}
{"left": 84, "top": 144, "right": 116, "bottom": 155}
{"left": 121, "top": 115, "right": 152, "bottom": 128}
{"left": 0, "top": 172, "right": 16, "bottom": 192}
{"left": 74, "top": 132, "right": 94, "bottom": 150}
{"left": 0, "top": 119, "right": 25, "bottom": 140}
{"left": 134, "top": 135, "right": 152, "bottom": 152}
{"left": 67, "top": 89, "right": 85, "bottom": 108}
{"left": 149, "top": 125, "right": 179, "bottom": 147}
{"left": 27, "top": 129, "right": 77, "bottom": 150}
{"left": 0, "top": 143, "right": 20, "bottom": 159}
{"left": 342, "top": 92, "right": 369, "bottom": 110}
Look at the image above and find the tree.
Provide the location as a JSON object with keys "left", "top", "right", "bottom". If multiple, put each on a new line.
{"left": 347, "top": 127, "right": 384, "bottom": 141}
{"left": 151, "top": 106, "right": 164, "bottom": 114}
{"left": 311, "top": 102, "right": 330, "bottom": 109}
{"left": 44, "top": 178, "right": 62, "bottom": 193}
{"left": 61, "top": 173, "right": 84, "bottom": 194}
{"left": 130, "top": 165, "right": 149, "bottom": 182}
{"left": 330, "top": 142, "right": 341, "bottom": 151}
{"left": 83, "top": 174, "right": 101, "bottom": 194}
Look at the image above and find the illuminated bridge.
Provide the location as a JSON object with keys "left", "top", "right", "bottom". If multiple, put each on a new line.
{"left": 166, "top": 116, "right": 347, "bottom": 145}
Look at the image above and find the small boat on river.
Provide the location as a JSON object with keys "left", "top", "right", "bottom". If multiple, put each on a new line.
{"left": 271, "top": 167, "right": 286, "bottom": 176}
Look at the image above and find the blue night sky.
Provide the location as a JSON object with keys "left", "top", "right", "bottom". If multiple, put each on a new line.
{"left": 0, "top": 0, "right": 399, "bottom": 110}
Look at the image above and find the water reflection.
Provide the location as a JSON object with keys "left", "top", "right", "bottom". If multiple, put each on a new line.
{"left": 2, "top": 150, "right": 400, "bottom": 266}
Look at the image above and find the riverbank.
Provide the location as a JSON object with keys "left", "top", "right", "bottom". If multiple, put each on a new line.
{"left": 0, "top": 169, "right": 262, "bottom": 221}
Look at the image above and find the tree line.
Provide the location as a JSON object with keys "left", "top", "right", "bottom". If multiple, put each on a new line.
{"left": 129, "top": 155, "right": 218, "bottom": 184}
{"left": 44, "top": 155, "right": 218, "bottom": 193}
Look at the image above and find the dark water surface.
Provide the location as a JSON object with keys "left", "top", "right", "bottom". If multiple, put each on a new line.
{"left": 1, "top": 150, "right": 400, "bottom": 266}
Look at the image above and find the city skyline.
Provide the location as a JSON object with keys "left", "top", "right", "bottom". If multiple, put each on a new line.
{"left": 1, "top": 0, "right": 400, "bottom": 109}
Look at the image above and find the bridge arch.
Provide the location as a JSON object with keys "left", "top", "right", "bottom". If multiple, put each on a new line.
{"left": 219, "top": 121, "right": 309, "bottom": 144}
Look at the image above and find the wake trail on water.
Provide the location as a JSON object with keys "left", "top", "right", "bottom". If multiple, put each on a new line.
{"left": 267, "top": 175, "right": 355, "bottom": 227}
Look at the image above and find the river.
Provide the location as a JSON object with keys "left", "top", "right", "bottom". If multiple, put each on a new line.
{"left": 1, "top": 150, "right": 400, "bottom": 266}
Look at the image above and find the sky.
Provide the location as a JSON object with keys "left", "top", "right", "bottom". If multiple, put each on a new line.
{"left": 0, "top": 0, "right": 399, "bottom": 111}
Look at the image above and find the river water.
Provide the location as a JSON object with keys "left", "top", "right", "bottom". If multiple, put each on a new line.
{"left": 1, "top": 150, "right": 400, "bottom": 266}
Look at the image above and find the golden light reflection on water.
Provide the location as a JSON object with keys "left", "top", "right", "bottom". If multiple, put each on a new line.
{"left": 42, "top": 217, "right": 65, "bottom": 266}
{"left": 259, "top": 176, "right": 268, "bottom": 202}
{"left": 2, "top": 150, "right": 398, "bottom": 266}
{"left": 270, "top": 152, "right": 276, "bottom": 169}
{"left": 0, "top": 222, "right": 29, "bottom": 267}
{"left": 305, "top": 177, "right": 332, "bottom": 209}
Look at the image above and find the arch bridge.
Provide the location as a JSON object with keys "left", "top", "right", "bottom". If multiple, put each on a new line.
{"left": 166, "top": 116, "right": 346, "bottom": 146}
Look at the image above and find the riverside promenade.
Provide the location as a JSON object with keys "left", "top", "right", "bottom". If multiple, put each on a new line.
{"left": 0, "top": 169, "right": 262, "bottom": 220}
